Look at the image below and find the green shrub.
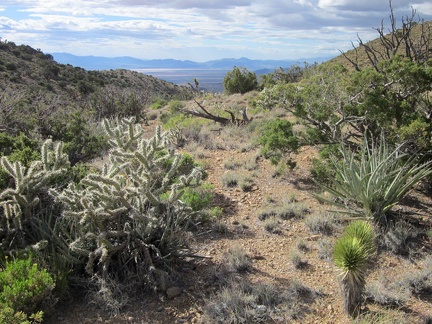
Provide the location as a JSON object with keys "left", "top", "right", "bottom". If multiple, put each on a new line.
{"left": 0, "top": 256, "right": 54, "bottom": 322}
{"left": 168, "top": 99, "right": 184, "bottom": 113}
{"left": 150, "top": 97, "right": 167, "bottom": 110}
{"left": 0, "top": 306, "right": 43, "bottom": 324}
{"left": 223, "top": 67, "right": 258, "bottom": 94}
{"left": 180, "top": 183, "right": 214, "bottom": 212}
{"left": 259, "top": 119, "right": 298, "bottom": 165}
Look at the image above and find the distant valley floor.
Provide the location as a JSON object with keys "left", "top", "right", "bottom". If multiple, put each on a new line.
{"left": 133, "top": 68, "right": 229, "bottom": 92}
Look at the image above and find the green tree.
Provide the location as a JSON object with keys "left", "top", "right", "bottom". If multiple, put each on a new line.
{"left": 253, "top": 8, "right": 432, "bottom": 157}
{"left": 223, "top": 67, "right": 258, "bottom": 94}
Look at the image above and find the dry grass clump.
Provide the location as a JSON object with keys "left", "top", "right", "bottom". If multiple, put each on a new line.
{"left": 304, "top": 212, "right": 337, "bottom": 235}
{"left": 317, "top": 238, "right": 334, "bottom": 261}
{"left": 257, "top": 198, "right": 308, "bottom": 222}
{"left": 223, "top": 159, "right": 243, "bottom": 170}
{"left": 221, "top": 172, "right": 254, "bottom": 192}
{"left": 290, "top": 251, "right": 309, "bottom": 270}
{"left": 365, "top": 274, "right": 411, "bottom": 307}
{"left": 353, "top": 309, "right": 411, "bottom": 324}
{"left": 382, "top": 220, "right": 421, "bottom": 256}
{"left": 397, "top": 255, "right": 432, "bottom": 296}
{"left": 201, "top": 278, "right": 320, "bottom": 323}
{"left": 263, "top": 216, "right": 282, "bottom": 234}
{"left": 224, "top": 245, "right": 252, "bottom": 273}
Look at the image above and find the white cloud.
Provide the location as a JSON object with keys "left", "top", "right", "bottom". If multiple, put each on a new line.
{"left": 1, "top": 0, "right": 431, "bottom": 60}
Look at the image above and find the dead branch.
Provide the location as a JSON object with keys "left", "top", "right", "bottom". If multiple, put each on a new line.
{"left": 179, "top": 99, "right": 253, "bottom": 126}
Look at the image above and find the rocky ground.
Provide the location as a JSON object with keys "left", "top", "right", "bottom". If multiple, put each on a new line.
{"left": 46, "top": 95, "right": 432, "bottom": 324}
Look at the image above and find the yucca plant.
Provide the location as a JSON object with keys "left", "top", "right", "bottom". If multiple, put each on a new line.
{"left": 333, "top": 221, "right": 375, "bottom": 317}
{"left": 315, "top": 133, "right": 432, "bottom": 225}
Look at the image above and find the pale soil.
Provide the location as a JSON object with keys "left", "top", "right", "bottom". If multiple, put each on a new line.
{"left": 45, "top": 98, "right": 432, "bottom": 324}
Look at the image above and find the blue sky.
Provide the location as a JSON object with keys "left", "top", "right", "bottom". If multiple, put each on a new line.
{"left": 1, "top": 0, "right": 431, "bottom": 61}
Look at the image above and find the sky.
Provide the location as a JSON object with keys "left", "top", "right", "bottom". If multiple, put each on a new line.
{"left": 0, "top": 0, "right": 431, "bottom": 62}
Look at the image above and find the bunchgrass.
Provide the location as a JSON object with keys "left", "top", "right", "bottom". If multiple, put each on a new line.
{"left": 305, "top": 212, "right": 336, "bottom": 235}
{"left": 225, "top": 245, "right": 252, "bottom": 273}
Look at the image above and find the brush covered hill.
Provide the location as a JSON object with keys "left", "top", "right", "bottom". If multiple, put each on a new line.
{"left": 0, "top": 40, "right": 193, "bottom": 163}
{"left": 328, "top": 20, "right": 432, "bottom": 70}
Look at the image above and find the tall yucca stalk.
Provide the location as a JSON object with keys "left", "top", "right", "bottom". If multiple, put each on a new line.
{"left": 333, "top": 221, "right": 375, "bottom": 317}
{"left": 316, "top": 133, "right": 432, "bottom": 224}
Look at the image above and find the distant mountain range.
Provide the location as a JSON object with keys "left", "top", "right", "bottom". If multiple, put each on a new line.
{"left": 51, "top": 53, "right": 331, "bottom": 71}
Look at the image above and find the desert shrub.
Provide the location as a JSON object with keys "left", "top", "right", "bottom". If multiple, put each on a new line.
{"left": 49, "top": 118, "right": 204, "bottom": 308}
{"left": 180, "top": 183, "right": 214, "bottom": 212}
{"left": 0, "top": 255, "right": 55, "bottom": 323}
{"left": 353, "top": 310, "right": 410, "bottom": 324}
{"left": 209, "top": 206, "right": 223, "bottom": 218}
{"left": 278, "top": 202, "right": 308, "bottom": 220}
{"left": 50, "top": 112, "right": 107, "bottom": 165}
{"left": 202, "top": 278, "right": 317, "bottom": 323}
{"left": 263, "top": 216, "right": 281, "bottom": 234}
{"left": 168, "top": 99, "right": 184, "bottom": 113}
{"left": 225, "top": 245, "right": 252, "bottom": 273}
{"left": 315, "top": 134, "right": 432, "bottom": 225}
{"left": 317, "top": 238, "right": 333, "bottom": 261}
{"left": 150, "top": 97, "right": 167, "bottom": 110}
{"left": 257, "top": 196, "right": 305, "bottom": 221}
{"left": 398, "top": 255, "right": 432, "bottom": 295}
{"left": 223, "top": 159, "right": 242, "bottom": 170}
{"left": 223, "top": 67, "right": 258, "bottom": 94}
{"left": 382, "top": 220, "right": 421, "bottom": 256}
{"left": 296, "top": 240, "right": 309, "bottom": 253}
{"left": 305, "top": 212, "right": 336, "bottom": 235}
{"left": 290, "top": 251, "right": 308, "bottom": 270}
{"left": 259, "top": 119, "right": 298, "bottom": 165}
{"left": 365, "top": 274, "right": 410, "bottom": 307}
{"left": 221, "top": 172, "right": 240, "bottom": 188}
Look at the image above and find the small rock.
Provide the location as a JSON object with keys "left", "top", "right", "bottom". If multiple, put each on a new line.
{"left": 166, "top": 286, "right": 182, "bottom": 299}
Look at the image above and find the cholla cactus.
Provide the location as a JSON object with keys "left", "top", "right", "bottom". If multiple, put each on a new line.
{"left": 0, "top": 140, "right": 68, "bottom": 245}
{"left": 50, "top": 117, "right": 203, "bottom": 292}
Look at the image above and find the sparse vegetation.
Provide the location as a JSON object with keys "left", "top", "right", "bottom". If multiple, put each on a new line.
{"left": 1, "top": 7, "right": 432, "bottom": 322}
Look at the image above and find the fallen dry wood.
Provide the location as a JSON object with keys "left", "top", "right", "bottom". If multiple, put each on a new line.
{"left": 179, "top": 99, "right": 253, "bottom": 126}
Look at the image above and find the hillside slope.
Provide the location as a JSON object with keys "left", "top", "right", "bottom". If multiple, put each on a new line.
{"left": 328, "top": 20, "right": 432, "bottom": 70}
{"left": 0, "top": 41, "right": 192, "bottom": 135}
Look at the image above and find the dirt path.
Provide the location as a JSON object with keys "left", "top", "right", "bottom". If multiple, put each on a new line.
{"left": 46, "top": 117, "right": 432, "bottom": 324}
